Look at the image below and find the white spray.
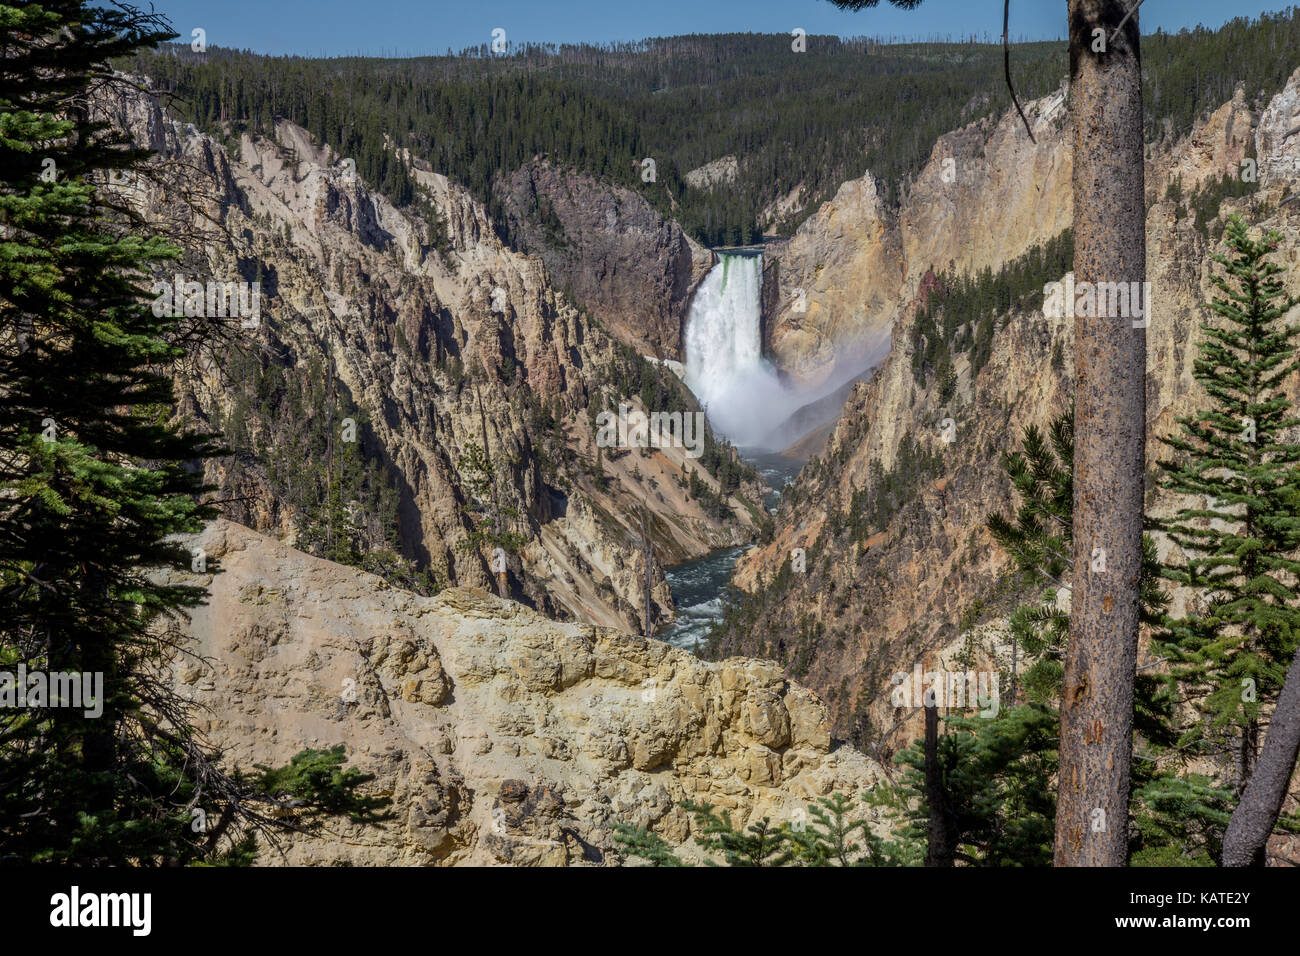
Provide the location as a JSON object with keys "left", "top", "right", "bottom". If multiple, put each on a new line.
{"left": 683, "top": 253, "right": 791, "bottom": 447}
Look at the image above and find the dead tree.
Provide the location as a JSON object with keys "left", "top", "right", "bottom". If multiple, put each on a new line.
{"left": 640, "top": 505, "right": 655, "bottom": 639}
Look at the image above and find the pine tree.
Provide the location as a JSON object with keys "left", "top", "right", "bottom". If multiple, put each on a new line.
{"left": 987, "top": 412, "right": 1168, "bottom": 712}
{"left": 615, "top": 793, "right": 892, "bottom": 867}
{"left": 883, "top": 705, "right": 1059, "bottom": 867}
{"left": 679, "top": 800, "right": 793, "bottom": 867}
{"left": 937, "top": 357, "right": 957, "bottom": 404}
{"left": 455, "top": 438, "right": 529, "bottom": 597}
{"left": 1130, "top": 774, "right": 1233, "bottom": 867}
{"left": 786, "top": 792, "right": 881, "bottom": 866}
{"left": 0, "top": 0, "right": 213, "bottom": 864}
{"left": 973, "top": 411, "right": 1231, "bottom": 866}
{"left": 0, "top": 1, "right": 384, "bottom": 863}
{"left": 611, "top": 823, "right": 689, "bottom": 866}
{"left": 1155, "top": 214, "right": 1300, "bottom": 794}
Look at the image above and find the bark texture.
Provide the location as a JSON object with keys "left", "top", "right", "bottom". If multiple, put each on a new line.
{"left": 1222, "top": 644, "right": 1300, "bottom": 867}
{"left": 1056, "top": 0, "right": 1147, "bottom": 867}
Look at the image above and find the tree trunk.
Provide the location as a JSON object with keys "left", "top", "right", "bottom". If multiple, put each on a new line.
{"left": 641, "top": 506, "right": 655, "bottom": 639}
{"left": 1010, "top": 636, "right": 1019, "bottom": 708}
{"left": 1057, "top": 0, "right": 1147, "bottom": 867}
{"left": 1233, "top": 719, "right": 1259, "bottom": 797}
{"left": 78, "top": 566, "right": 116, "bottom": 820}
{"left": 1222, "top": 643, "right": 1300, "bottom": 867}
{"left": 1242, "top": 716, "right": 1259, "bottom": 793}
{"left": 923, "top": 701, "right": 956, "bottom": 867}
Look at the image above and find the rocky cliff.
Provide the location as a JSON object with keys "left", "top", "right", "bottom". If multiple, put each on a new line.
{"left": 722, "top": 68, "right": 1300, "bottom": 753}
{"left": 762, "top": 86, "right": 1072, "bottom": 389}
{"left": 497, "top": 159, "right": 714, "bottom": 360}
{"left": 171, "top": 520, "right": 888, "bottom": 865}
{"left": 102, "top": 83, "right": 763, "bottom": 635}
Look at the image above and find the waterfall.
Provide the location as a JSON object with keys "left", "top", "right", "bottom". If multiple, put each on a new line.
{"left": 683, "top": 252, "right": 789, "bottom": 448}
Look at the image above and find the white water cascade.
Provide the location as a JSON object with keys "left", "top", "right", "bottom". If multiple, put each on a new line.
{"left": 683, "top": 252, "right": 791, "bottom": 448}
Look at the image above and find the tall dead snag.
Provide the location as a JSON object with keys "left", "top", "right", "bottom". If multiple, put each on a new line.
{"left": 1222, "top": 644, "right": 1300, "bottom": 866}
{"left": 640, "top": 505, "right": 655, "bottom": 639}
{"left": 1057, "top": 0, "right": 1148, "bottom": 866}
{"left": 923, "top": 697, "right": 957, "bottom": 866}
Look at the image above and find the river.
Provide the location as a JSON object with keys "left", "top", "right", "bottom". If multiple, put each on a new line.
{"left": 656, "top": 450, "right": 802, "bottom": 651}
{"left": 658, "top": 249, "right": 815, "bottom": 651}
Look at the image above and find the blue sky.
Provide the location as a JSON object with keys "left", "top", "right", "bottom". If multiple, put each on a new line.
{"left": 149, "top": 0, "right": 1291, "bottom": 57}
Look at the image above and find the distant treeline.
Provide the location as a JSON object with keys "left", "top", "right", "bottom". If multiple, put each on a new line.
{"left": 125, "top": 10, "right": 1300, "bottom": 247}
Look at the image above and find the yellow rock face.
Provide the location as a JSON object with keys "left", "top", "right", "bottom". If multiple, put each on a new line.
{"left": 170, "top": 520, "right": 890, "bottom": 866}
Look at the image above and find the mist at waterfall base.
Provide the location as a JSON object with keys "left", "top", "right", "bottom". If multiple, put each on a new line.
{"left": 683, "top": 252, "right": 876, "bottom": 451}
{"left": 678, "top": 254, "right": 784, "bottom": 449}
{"left": 658, "top": 252, "right": 839, "bottom": 650}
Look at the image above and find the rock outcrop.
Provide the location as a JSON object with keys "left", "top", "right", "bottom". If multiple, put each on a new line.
{"left": 762, "top": 86, "right": 1072, "bottom": 388}
{"left": 497, "top": 160, "right": 714, "bottom": 360}
{"left": 725, "top": 68, "right": 1300, "bottom": 752}
{"left": 172, "top": 520, "right": 888, "bottom": 865}
{"left": 100, "top": 82, "right": 762, "bottom": 635}
{"left": 684, "top": 155, "right": 739, "bottom": 190}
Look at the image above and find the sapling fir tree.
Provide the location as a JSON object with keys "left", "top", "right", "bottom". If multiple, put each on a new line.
{"left": 1156, "top": 215, "right": 1300, "bottom": 793}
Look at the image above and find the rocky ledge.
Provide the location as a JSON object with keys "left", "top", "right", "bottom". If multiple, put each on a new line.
{"left": 172, "top": 520, "right": 888, "bottom": 865}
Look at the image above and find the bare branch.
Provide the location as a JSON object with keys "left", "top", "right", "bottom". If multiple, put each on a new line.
{"left": 1003, "top": 0, "right": 1036, "bottom": 144}
{"left": 1109, "top": 0, "right": 1146, "bottom": 46}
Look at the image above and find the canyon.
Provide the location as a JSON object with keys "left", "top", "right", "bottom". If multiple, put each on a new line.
{"left": 167, "top": 520, "right": 889, "bottom": 865}
{"left": 101, "top": 81, "right": 766, "bottom": 639}
{"left": 98, "top": 49, "right": 1300, "bottom": 864}
{"left": 721, "top": 70, "right": 1300, "bottom": 757}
